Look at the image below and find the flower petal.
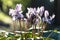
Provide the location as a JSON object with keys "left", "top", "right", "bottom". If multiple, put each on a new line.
{"left": 44, "top": 10, "right": 49, "bottom": 18}
{"left": 15, "top": 4, "right": 22, "bottom": 12}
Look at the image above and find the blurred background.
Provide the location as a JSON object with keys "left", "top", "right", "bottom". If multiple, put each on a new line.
{"left": 0, "top": 0, "right": 55, "bottom": 31}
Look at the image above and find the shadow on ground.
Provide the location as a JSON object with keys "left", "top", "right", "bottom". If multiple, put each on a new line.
{"left": 0, "top": 21, "right": 10, "bottom": 28}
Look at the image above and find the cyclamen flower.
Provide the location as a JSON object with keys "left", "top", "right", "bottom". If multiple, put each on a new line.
{"left": 27, "top": 8, "right": 32, "bottom": 13}
{"left": 43, "top": 10, "right": 55, "bottom": 24}
{"left": 26, "top": 7, "right": 38, "bottom": 18}
{"left": 26, "top": 8, "right": 34, "bottom": 18}
{"left": 33, "top": 8, "right": 37, "bottom": 15}
{"left": 40, "top": 6, "right": 44, "bottom": 12}
{"left": 26, "top": 7, "right": 55, "bottom": 24}
{"left": 15, "top": 4, "right": 22, "bottom": 12}
{"left": 9, "top": 9, "right": 17, "bottom": 16}
{"left": 9, "top": 4, "right": 24, "bottom": 21}
{"left": 37, "top": 6, "right": 44, "bottom": 16}
{"left": 27, "top": 8, "right": 36, "bottom": 14}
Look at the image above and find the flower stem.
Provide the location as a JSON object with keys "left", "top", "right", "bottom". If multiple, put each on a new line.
{"left": 13, "top": 21, "right": 16, "bottom": 34}
{"left": 19, "top": 19, "right": 22, "bottom": 31}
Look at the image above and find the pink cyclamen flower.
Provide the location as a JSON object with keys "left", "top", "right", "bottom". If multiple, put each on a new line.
{"left": 43, "top": 10, "right": 55, "bottom": 24}
{"left": 36, "top": 6, "right": 44, "bottom": 16}
{"left": 9, "top": 9, "right": 18, "bottom": 21}
{"left": 9, "top": 4, "right": 24, "bottom": 21}
{"left": 15, "top": 4, "right": 22, "bottom": 12}
{"left": 26, "top": 8, "right": 34, "bottom": 18}
{"left": 27, "top": 7, "right": 35, "bottom": 14}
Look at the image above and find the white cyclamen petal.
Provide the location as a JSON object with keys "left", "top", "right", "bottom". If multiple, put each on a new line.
{"left": 27, "top": 8, "right": 30, "bottom": 11}
{"left": 51, "top": 14, "right": 55, "bottom": 19}
{"left": 9, "top": 9, "right": 14, "bottom": 15}
{"left": 50, "top": 14, "right": 55, "bottom": 20}
{"left": 12, "top": 10, "right": 17, "bottom": 16}
{"left": 44, "top": 10, "right": 49, "bottom": 18}
{"left": 12, "top": 16, "right": 16, "bottom": 21}
{"left": 30, "top": 8, "right": 34, "bottom": 13}
{"left": 39, "top": 6, "right": 44, "bottom": 16}
{"left": 37, "top": 7, "right": 40, "bottom": 13}
{"left": 27, "top": 8, "right": 31, "bottom": 13}
{"left": 40, "top": 6, "right": 44, "bottom": 12}
{"left": 33, "top": 8, "right": 37, "bottom": 15}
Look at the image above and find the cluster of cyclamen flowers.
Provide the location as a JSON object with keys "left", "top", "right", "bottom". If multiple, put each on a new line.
{"left": 9, "top": 3, "right": 55, "bottom": 38}
{"left": 9, "top": 4, "right": 24, "bottom": 21}
{"left": 9, "top": 4, "right": 55, "bottom": 25}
